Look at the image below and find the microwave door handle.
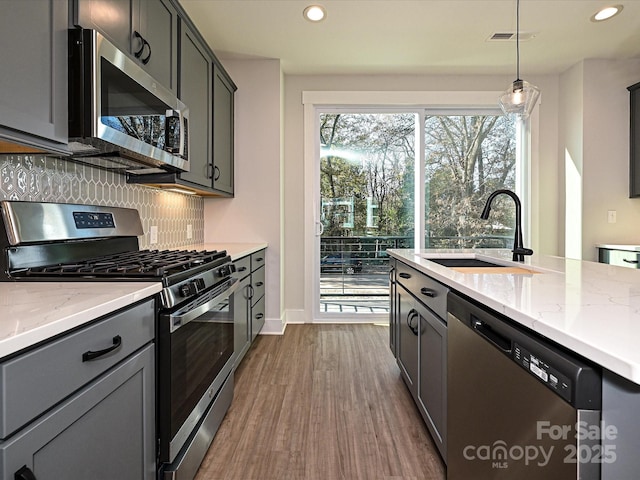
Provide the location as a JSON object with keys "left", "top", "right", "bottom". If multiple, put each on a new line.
{"left": 165, "top": 109, "right": 186, "bottom": 157}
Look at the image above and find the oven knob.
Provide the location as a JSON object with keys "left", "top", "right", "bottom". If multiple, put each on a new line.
{"left": 195, "top": 278, "right": 206, "bottom": 291}
{"left": 218, "top": 264, "right": 234, "bottom": 277}
{"left": 179, "top": 282, "right": 197, "bottom": 297}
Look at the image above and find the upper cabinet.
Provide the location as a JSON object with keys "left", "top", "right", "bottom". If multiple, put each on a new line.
{"left": 73, "top": 0, "right": 178, "bottom": 93}
{"left": 0, "top": 0, "right": 69, "bottom": 152}
{"left": 178, "top": 22, "right": 212, "bottom": 188}
{"left": 173, "top": 13, "right": 236, "bottom": 197}
{"left": 212, "top": 64, "right": 235, "bottom": 195}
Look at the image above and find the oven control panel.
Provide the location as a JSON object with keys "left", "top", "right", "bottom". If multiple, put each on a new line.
{"left": 73, "top": 211, "right": 116, "bottom": 229}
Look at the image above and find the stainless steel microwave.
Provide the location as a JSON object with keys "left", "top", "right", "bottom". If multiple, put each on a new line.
{"left": 68, "top": 28, "right": 190, "bottom": 174}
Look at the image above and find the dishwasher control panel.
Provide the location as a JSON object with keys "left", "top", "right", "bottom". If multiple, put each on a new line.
{"left": 514, "top": 343, "right": 573, "bottom": 404}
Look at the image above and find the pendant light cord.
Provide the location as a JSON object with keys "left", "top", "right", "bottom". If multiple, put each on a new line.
{"left": 516, "top": 0, "right": 520, "bottom": 81}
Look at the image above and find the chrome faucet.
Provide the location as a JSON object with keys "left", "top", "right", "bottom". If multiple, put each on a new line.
{"left": 480, "top": 189, "right": 533, "bottom": 262}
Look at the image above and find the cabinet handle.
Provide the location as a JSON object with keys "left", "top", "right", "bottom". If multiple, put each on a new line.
{"left": 206, "top": 163, "right": 214, "bottom": 179}
{"left": 256, "top": 281, "right": 264, "bottom": 287}
{"left": 82, "top": 335, "right": 122, "bottom": 362}
{"left": 247, "top": 284, "right": 255, "bottom": 300}
{"left": 133, "top": 31, "right": 145, "bottom": 58}
{"left": 399, "top": 272, "right": 411, "bottom": 279}
{"left": 388, "top": 267, "right": 395, "bottom": 283}
{"left": 15, "top": 465, "right": 37, "bottom": 480}
{"left": 237, "top": 266, "right": 247, "bottom": 272}
{"left": 256, "top": 257, "right": 264, "bottom": 262}
{"left": 407, "top": 309, "right": 419, "bottom": 336}
{"left": 141, "top": 40, "right": 152, "bottom": 64}
{"left": 255, "top": 313, "right": 264, "bottom": 320}
{"left": 623, "top": 258, "right": 639, "bottom": 264}
{"left": 214, "top": 165, "right": 221, "bottom": 181}
{"left": 420, "top": 287, "right": 437, "bottom": 298}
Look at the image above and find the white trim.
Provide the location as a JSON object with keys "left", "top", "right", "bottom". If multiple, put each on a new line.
{"left": 284, "top": 309, "right": 306, "bottom": 325}
{"left": 259, "top": 315, "right": 287, "bottom": 335}
{"left": 302, "top": 91, "right": 505, "bottom": 107}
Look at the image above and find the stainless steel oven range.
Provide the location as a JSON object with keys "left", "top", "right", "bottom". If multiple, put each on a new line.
{"left": 0, "top": 200, "right": 236, "bottom": 480}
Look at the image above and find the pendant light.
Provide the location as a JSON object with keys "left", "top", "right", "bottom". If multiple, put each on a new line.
{"left": 499, "top": 0, "right": 540, "bottom": 117}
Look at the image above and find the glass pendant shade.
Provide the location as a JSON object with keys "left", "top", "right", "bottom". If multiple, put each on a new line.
{"left": 499, "top": 79, "right": 540, "bottom": 117}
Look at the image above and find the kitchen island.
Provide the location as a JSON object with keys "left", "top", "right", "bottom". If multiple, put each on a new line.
{"left": 388, "top": 248, "right": 640, "bottom": 479}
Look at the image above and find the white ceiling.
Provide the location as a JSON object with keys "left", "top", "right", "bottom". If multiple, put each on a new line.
{"left": 180, "top": 0, "right": 640, "bottom": 76}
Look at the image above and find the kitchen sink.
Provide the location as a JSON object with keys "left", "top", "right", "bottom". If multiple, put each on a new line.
{"left": 427, "top": 258, "right": 506, "bottom": 268}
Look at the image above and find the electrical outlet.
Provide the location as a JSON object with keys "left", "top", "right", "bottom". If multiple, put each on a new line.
{"left": 150, "top": 225, "right": 158, "bottom": 245}
{"left": 187, "top": 224, "right": 193, "bottom": 240}
{"left": 607, "top": 210, "right": 617, "bottom": 224}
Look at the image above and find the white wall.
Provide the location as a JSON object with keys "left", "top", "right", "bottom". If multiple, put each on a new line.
{"left": 204, "top": 59, "right": 284, "bottom": 333}
{"left": 283, "top": 73, "right": 561, "bottom": 318}
{"left": 558, "top": 59, "right": 640, "bottom": 261}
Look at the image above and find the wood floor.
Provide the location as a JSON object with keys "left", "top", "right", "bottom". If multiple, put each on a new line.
{"left": 195, "top": 324, "right": 446, "bottom": 480}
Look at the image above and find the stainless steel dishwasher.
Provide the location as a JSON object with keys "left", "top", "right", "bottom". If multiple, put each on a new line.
{"left": 447, "top": 292, "right": 602, "bottom": 480}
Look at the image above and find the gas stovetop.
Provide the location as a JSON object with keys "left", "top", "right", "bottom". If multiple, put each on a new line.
{"left": 0, "top": 201, "right": 235, "bottom": 309}
{"left": 13, "top": 249, "right": 229, "bottom": 281}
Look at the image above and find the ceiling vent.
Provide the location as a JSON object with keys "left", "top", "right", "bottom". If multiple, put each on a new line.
{"left": 488, "top": 31, "right": 537, "bottom": 42}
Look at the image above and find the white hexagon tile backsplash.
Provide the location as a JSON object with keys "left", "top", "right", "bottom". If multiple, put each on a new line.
{"left": 0, "top": 154, "right": 204, "bottom": 250}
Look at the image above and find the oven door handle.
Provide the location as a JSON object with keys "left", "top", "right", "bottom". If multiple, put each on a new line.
{"left": 169, "top": 278, "right": 240, "bottom": 332}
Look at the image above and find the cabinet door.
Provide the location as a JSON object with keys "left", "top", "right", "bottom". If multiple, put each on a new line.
{"left": 139, "top": 0, "right": 178, "bottom": 93}
{"left": 0, "top": 0, "right": 67, "bottom": 145}
{"left": 74, "top": 0, "right": 137, "bottom": 54}
{"left": 418, "top": 305, "right": 447, "bottom": 459}
{"left": 212, "top": 63, "right": 235, "bottom": 195}
{"left": 0, "top": 345, "right": 155, "bottom": 480}
{"left": 396, "top": 285, "right": 418, "bottom": 396}
{"left": 251, "top": 296, "right": 265, "bottom": 341}
{"left": 233, "top": 274, "right": 251, "bottom": 368}
{"left": 179, "top": 22, "right": 212, "bottom": 188}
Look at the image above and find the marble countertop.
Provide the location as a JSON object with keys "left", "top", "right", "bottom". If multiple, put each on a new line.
{"left": 0, "top": 243, "right": 266, "bottom": 360}
{"left": 388, "top": 248, "right": 640, "bottom": 384}
{"left": 0, "top": 282, "right": 162, "bottom": 360}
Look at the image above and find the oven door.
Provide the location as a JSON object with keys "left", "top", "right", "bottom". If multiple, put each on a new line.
{"left": 157, "top": 278, "right": 239, "bottom": 463}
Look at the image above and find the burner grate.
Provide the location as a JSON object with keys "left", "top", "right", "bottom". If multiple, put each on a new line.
{"left": 20, "top": 250, "right": 228, "bottom": 279}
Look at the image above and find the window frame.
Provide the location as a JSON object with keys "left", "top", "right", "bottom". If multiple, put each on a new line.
{"left": 302, "top": 91, "right": 539, "bottom": 322}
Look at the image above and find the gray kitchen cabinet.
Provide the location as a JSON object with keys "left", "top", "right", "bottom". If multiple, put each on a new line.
{"left": 232, "top": 255, "right": 252, "bottom": 369}
{"left": 178, "top": 20, "right": 212, "bottom": 188}
{"left": 394, "top": 260, "right": 448, "bottom": 461}
{"left": 73, "top": 0, "right": 178, "bottom": 93}
{"left": 0, "top": 299, "right": 156, "bottom": 480}
{"left": 598, "top": 246, "right": 640, "bottom": 268}
{"left": 0, "top": 0, "right": 69, "bottom": 151}
{"left": 232, "top": 249, "right": 266, "bottom": 368}
{"left": 250, "top": 251, "right": 266, "bottom": 340}
{"left": 212, "top": 63, "right": 236, "bottom": 195}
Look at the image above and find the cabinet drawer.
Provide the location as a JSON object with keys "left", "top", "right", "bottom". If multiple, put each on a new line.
{"left": 599, "top": 248, "right": 640, "bottom": 268}
{"left": 0, "top": 345, "right": 155, "bottom": 480}
{"left": 251, "top": 250, "right": 266, "bottom": 272}
{"left": 251, "top": 296, "right": 265, "bottom": 340}
{"left": 233, "top": 255, "right": 251, "bottom": 279}
{"left": 396, "top": 261, "right": 448, "bottom": 320}
{"left": 251, "top": 265, "right": 265, "bottom": 306}
{"left": 0, "top": 299, "right": 154, "bottom": 439}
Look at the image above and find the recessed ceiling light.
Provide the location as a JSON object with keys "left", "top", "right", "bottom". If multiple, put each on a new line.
{"left": 591, "top": 4, "right": 623, "bottom": 22}
{"left": 303, "top": 4, "right": 326, "bottom": 22}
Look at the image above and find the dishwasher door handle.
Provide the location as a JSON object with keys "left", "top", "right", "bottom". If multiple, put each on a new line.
{"left": 472, "top": 317, "right": 512, "bottom": 353}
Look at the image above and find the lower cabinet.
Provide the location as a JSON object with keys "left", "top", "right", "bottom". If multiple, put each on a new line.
{"left": 232, "top": 249, "right": 266, "bottom": 368}
{"left": 0, "top": 300, "right": 156, "bottom": 480}
{"left": 394, "top": 261, "right": 448, "bottom": 461}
